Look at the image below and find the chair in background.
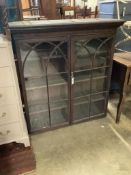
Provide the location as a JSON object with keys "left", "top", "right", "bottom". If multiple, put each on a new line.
{"left": 84, "top": 7, "right": 91, "bottom": 18}
{"left": 63, "top": 6, "right": 75, "bottom": 19}
{"left": 95, "top": 6, "right": 98, "bottom": 18}
{"left": 75, "top": 7, "right": 91, "bottom": 19}
{"left": 75, "top": 6, "right": 98, "bottom": 19}
{"left": 90, "top": 6, "right": 98, "bottom": 18}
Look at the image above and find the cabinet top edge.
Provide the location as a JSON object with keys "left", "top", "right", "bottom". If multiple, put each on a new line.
{"left": 8, "top": 18, "right": 124, "bottom": 34}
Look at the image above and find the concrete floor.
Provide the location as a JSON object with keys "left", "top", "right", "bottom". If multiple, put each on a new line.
{"left": 23, "top": 95, "right": 131, "bottom": 175}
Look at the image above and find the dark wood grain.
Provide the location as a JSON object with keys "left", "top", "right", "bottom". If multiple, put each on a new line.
{"left": 0, "top": 142, "right": 36, "bottom": 175}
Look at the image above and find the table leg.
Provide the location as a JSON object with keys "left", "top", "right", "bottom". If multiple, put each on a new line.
{"left": 116, "top": 91, "right": 126, "bottom": 123}
{"left": 116, "top": 68, "right": 129, "bottom": 123}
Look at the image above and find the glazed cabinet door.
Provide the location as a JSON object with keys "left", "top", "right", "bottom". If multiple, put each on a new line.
{"left": 71, "top": 36, "right": 113, "bottom": 122}
{"left": 17, "top": 38, "right": 70, "bottom": 132}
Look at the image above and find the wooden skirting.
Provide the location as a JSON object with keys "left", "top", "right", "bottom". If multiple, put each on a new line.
{"left": 0, "top": 142, "right": 36, "bottom": 175}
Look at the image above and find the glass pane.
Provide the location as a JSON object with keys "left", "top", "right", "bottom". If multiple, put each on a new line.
{"left": 72, "top": 37, "right": 111, "bottom": 121}
{"left": 74, "top": 40, "right": 92, "bottom": 70}
{"left": 73, "top": 39, "right": 91, "bottom": 121}
{"left": 46, "top": 41, "right": 69, "bottom": 126}
{"left": 74, "top": 38, "right": 110, "bottom": 68}
{"left": 27, "top": 89, "right": 48, "bottom": 113}
{"left": 74, "top": 96, "right": 90, "bottom": 121}
{"left": 86, "top": 38, "right": 110, "bottom": 68}
{"left": 20, "top": 42, "right": 50, "bottom": 131}
{"left": 30, "top": 112, "right": 49, "bottom": 131}
{"left": 91, "top": 93, "right": 107, "bottom": 116}
{"left": 49, "top": 84, "right": 69, "bottom": 126}
{"left": 92, "top": 77, "right": 109, "bottom": 93}
{"left": 75, "top": 69, "right": 91, "bottom": 82}
{"left": 20, "top": 41, "right": 69, "bottom": 129}
{"left": 92, "top": 67, "right": 109, "bottom": 93}
{"left": 50, "top": 108, "right": 68, "bottom": 126}
{"left": 92, "top": 67, "right": 109, "bottom": 78}
{"left": 74, "top": 78, "right": 91, "bottom": 98}
{"left": 73, "top": 80, "right": 90, "bottom": 121}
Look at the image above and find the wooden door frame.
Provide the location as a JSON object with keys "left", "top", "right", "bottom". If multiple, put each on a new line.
{"left": 14, "top": 35, "right": 71, "bottom": 133}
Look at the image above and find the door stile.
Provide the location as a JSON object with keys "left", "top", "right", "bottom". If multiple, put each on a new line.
{"left": 67, "top": 35, "right": 72, "bottom": 125}
{"left": 70, "top": 36, "right": 76, "bottom": 124}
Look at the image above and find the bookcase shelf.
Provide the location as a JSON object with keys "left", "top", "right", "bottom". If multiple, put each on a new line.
{"left": 9, "top": 19, "right": 123, "bottom": 132}
{"left": 20, "top": 37, "right": 112, "bottom": 132}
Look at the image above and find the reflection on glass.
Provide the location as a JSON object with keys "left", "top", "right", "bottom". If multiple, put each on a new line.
{"left": 87, "top": 38, "right": 109, "bottom": 67}
{"left": 92, "top": 78, "right": 108, "bottom": 93}
{"left": 20, "top": 41, "right": 69, "bottom": 131}
{"left": 73, "top": 40, "right": 92, "bottom": 121}
{"left": 91, "top": 93, "right": 107, "bottom": 116}
{"left": 74, "top": 40, "right": 92, "bottom": 70}
{"left": 73, "top": 37, "right": 110, "bottom": 121}
{"left": 74, "top": 96, "right": 90, "bottom": 120}
{"left": 73, "top": 80, "right": 90, "bottom": 120}
{"left": 30, "top": 112, "right": 49, "bottom": 131}
{"left": 47, "top": 42, "right": 69, "bottom": 126}
{"left": 19, "top": 36, "right": 111, "bottom": 130}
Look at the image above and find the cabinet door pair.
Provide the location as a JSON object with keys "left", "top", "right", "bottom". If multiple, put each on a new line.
{"left": 17, "top": 36, "right": 112, "bottom": 132}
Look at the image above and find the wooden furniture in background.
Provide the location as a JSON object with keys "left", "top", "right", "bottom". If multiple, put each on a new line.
{"left": 9, "top": 19, "right": 124, "bottom": 133}
{"left": 75, "top": 7, "right": 91, "bottom": 19}
{"left": 0, "top": 34, "right": 30, "bottom": 146}
{"left": 75, "top": 6, "right": 98, "bottom": 19}
{"left": 63, "top": 6, "right": 75, "bottom": 18}
{"left": 20, "top": 0, "right": 41, "bottom": 17}
{"left": 94, "top": 6, "right": 98, "bottom": 18}
{"left": 84, "top": 7, "right": 92, "bottom": 18}
{"left": 113, "top": 52, "right": 131, "bottom": 123}
{"left": 20, "top": 0, "right": 30, "bottom": 16}
{"left": 56, "top": 0, "right": 75, "bottom": 19}
{"left": 40, "top": 0, "right": 56, "bottom": 19}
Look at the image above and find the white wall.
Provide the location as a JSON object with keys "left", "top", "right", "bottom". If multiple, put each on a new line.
{"left": 66, "top": 0, "right": 98, "bottom": 15}
{"left": 88, "top": 0, "right": 98, "bottom": 10}
{"left": 74, "top": 0, "right": 98, "bottom": 10}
